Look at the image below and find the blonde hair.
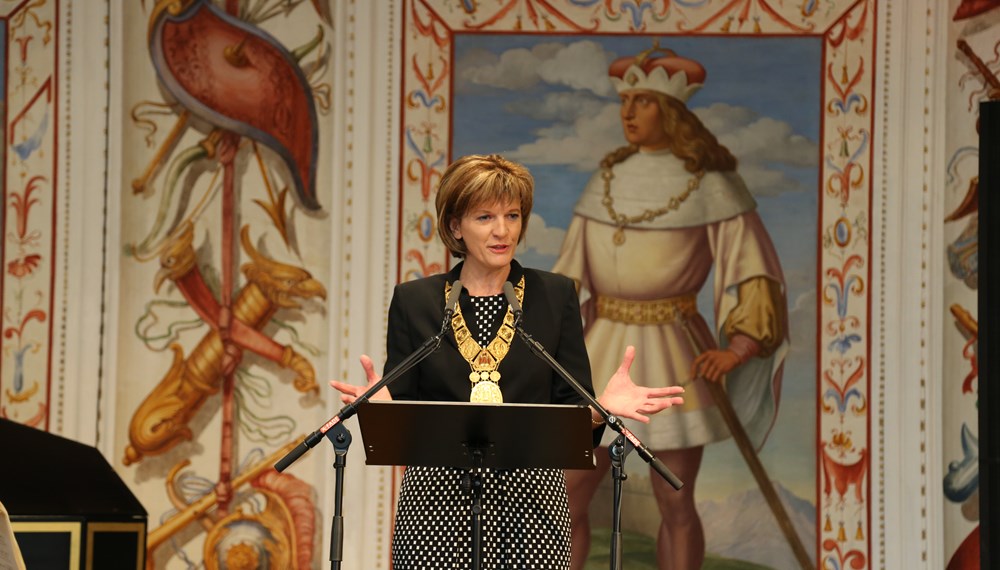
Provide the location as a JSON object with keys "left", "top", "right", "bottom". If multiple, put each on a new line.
{"left": 603, "top": 92, "right": 737, "bottom": 173}
{"left": 435, "top": 154, "right": 534, "bottom": 258}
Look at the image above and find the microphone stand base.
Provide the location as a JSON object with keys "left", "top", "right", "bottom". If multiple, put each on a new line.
{"left": 326, "top": 423, "right": 352, "bottom": 570}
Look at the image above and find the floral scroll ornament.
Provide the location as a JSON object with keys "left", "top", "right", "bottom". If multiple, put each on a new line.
{"left": 461, "top": 0, "right": 600, "bottom": 31}
{"left": 405, "top": 128, "right": 445, "bottom": 201}
{"left": 408, "top": 55, "right": 449, "bottom": 111}
{"left": 823, "top": 356, "right": 867, "bottom": 415}
{"left": 585, "top": 0, "right": 673, "bottom": 32}
{"left": 678, "top": 0, "right": 816, "bottom": 33}
{"left": 404, "top": 250, "right": 445, "bottom": 282}
{"left": 824, "top": 255, "right": 865, "bottom": 354}
{"left": 411, "top": 1, "right": 451, "bottom": 48}
{"left": 7, "top": 176, "right": 46, "bottom": 248}
{"left": 827, "top": 57, "right": 869, "bottom": 116}
{"left": 825, "top": 128, "right": 869, "bottom": 208}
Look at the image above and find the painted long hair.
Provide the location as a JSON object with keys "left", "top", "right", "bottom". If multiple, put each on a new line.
{"left": 602, "top": 92, "right": 737, "bottom": 173}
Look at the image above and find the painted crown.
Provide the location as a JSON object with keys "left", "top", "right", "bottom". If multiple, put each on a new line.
{"left": 609, "top": 41, "right": 706, "bottom": 103}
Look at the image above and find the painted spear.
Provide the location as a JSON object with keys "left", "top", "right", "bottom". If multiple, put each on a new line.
{"left": 680, "top": 318, "right": 813, "bottom": 570}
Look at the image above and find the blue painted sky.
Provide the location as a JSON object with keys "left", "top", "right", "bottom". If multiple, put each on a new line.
{"left": 452, "top": 34, "right": 823, "bottom": 499}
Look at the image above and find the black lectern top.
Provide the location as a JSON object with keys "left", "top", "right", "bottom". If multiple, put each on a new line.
{"left": 356, "top": 401, "right": 595, "bottom": 470}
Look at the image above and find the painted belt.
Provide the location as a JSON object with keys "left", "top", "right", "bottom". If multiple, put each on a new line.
{"left": 595, "top": 293, "right": 698, "bottom": 325}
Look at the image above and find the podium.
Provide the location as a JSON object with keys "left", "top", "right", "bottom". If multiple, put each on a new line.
{"left": 356, "top": 400, "right": 594, "bottom": 570}
{"left": 0, "top": 419, "right": 147, "bottom": 569}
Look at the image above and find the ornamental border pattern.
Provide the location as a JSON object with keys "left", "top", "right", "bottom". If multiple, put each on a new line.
{"left": 0, "top": 0, "right": 60, "bottom": 431}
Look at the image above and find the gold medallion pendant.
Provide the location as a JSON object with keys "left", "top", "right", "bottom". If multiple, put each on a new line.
{"left": 446, "top": 277, "right": 525, "bottom": 404}
{"left": 470, "top": 379, "right": 504, "bottom": 403}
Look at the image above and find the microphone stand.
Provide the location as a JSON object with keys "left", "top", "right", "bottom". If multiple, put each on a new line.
{"left": 275, "top": 283, "right": 463, "bottom": 570}
{"left": 502, "top": 283, "right": 682, "bottom": 570}
{"left": 459, "top": 447, "right": 486, "bottom": 570}
{"left": 608, "top": 433, "right": 629, "bottom": 568}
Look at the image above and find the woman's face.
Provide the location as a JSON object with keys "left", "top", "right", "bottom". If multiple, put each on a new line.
{"left": 451, "top": 198, "right": 522, "bottom": 274}
{"left": 620, "top": 89, "right": 670, "bottom": 151}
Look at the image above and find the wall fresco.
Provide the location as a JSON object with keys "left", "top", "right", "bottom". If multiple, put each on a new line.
{"left": 115, "top": 1, "right": 335, "bottom": 567}
{"left": 400, "top": 1, "right": 876, "bottom": 568}
{"left": 941, "top": 1, "right": 999, "bottom": 567}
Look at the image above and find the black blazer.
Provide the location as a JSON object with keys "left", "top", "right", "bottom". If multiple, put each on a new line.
{"left": 384, "top": 260, "right": 595, "bottom": 409}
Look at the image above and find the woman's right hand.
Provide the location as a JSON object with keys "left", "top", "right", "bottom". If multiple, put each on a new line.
{"left": 597, "top": 346, "right": 684, "bottom": 423}
{"left": 329, "top": 354, "right": 393, "bottom": 405}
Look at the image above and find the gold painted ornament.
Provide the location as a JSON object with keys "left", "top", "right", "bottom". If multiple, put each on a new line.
{"left": 601, "top": 167, "right": 703, "bottom": 246}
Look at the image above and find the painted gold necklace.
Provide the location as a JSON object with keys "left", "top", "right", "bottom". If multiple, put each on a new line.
{"left": 446, "top": 276, "right": 525, "bottom": 403}
{"left": 600, "top": 166, "right": 704, "bottom": 245}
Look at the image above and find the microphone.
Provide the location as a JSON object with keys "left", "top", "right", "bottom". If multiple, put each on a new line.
{"left": 440, "top": 279, "right": 462, "bottom": 332}
{"left": 444, "top": 280, "right": 463, "bottom": 320}
{"left": 502, "top": 281, "right": 523, "bottom": 324}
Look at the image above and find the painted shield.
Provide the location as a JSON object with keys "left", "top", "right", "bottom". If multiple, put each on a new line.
{"left": 149, "top": 0, "right": 321, "bottom": 210}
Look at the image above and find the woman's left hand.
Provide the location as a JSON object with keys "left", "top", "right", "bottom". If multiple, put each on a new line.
{"left": 597, "top": 345, "right": 684, "bottom": 424}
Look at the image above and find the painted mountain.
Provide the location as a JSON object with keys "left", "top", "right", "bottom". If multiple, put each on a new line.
{"left": 699, "top": 483, "right": 817, "bottom": 570}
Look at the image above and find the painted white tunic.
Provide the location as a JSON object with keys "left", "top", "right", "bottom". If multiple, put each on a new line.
{"left": 553, "top": 149, "right": 788, "bottom": 450}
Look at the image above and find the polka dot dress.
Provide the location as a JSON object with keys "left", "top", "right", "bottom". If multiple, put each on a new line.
{"left": 392, "top": 467, "right": 571, "bottom": 569}
{"left": 470, "top": 294, "right": 506, "bottom": 347}
{"left": 391, "top": 292, "right": 573, "bottom": 569}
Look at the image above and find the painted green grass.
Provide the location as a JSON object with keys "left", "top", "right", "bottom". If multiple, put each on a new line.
{"left": 583, "top": 527, "right": 773, "bottom": 570}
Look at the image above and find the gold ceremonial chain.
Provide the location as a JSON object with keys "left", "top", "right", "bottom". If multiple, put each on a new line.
{"left": 600, "top": 166, "right": 704, "bottom": 246}
{"left": 446, "top": 276, "right": 525, "bottom": 403}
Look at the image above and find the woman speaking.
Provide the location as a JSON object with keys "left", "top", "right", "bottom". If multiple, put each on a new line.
{"left": 331, "top": 154, "right": 684, "bottom": 569}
